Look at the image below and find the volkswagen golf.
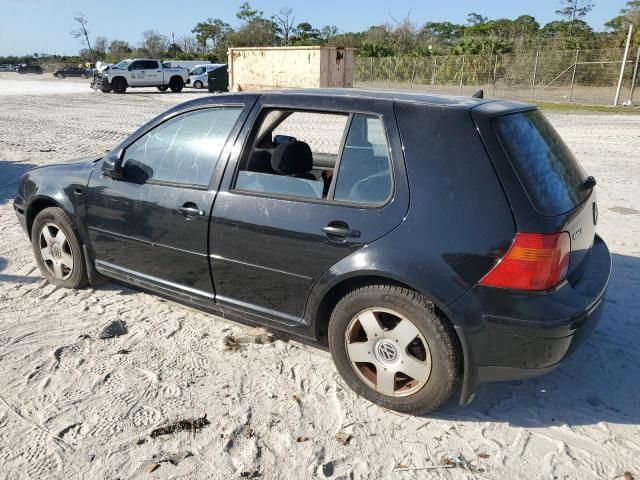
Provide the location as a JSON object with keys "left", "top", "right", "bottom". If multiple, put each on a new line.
{"left": 13, "top": 89, "right": 611, "bottom": 413}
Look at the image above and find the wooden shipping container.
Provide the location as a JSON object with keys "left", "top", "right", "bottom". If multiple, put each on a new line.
{"left": 227, "top": 46, "right": 355, "bottom": 92}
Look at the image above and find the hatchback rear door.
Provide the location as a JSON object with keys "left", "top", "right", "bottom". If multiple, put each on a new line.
{"left": 208, "top": 94, "right": 409, "bottom": 326}
{"left": 472, "top": 104, "right": 597, "bottom": 281}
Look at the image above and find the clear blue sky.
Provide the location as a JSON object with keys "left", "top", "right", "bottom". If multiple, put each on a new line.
{"left": 0, "top": 0, "right": 628, "bottom": 56}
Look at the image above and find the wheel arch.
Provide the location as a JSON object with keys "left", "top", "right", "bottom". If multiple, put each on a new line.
{"left": 26, "top": 196, "right": 67, "bottom": 238}
{"left": 309, "top": 272, "right": 457, "bottom": 346}
{"left": 110, "top": 75, "right": 128, "bottom": 87}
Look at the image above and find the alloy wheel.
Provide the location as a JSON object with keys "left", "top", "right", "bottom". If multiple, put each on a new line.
{"left": 344, "top": 308, "right": 432, "bottom": 397}
{"left": 39, "top": 223, "right": 74, "bottom": 280}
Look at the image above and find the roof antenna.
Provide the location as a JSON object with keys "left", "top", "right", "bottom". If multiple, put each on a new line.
{"left": 472, "top": 89, "right": 484, "bottom": 99}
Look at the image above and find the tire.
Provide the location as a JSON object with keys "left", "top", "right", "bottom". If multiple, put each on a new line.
{"left": 328, "top": 284, "right": 461, "bottom": 414}
{"left": 193, "top": 80, "right": 203, "bottom": 89}
{"left": 57, "top": 73, "right": 64, "bottom": 79}
{"left": 31, "top": 207, "right": 88, "bottom": 289}
{"left": 81, "top": 73, "right": 87, "bottom": 79}
{"left": 157, "top": 86, "right": 168, "bottom": 92}
{"left": 169, "top": 76, "right": 184, "bottom": 92}
{"left": 112, "top": 78, "right": 127, "bottom": 94}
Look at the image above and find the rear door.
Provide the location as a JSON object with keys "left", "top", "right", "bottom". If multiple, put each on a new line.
{"left": 208, "top": 94, "right": 409, "bottom": 326}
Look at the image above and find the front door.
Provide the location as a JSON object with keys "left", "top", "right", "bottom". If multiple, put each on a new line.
{"left": 209, "top": 94, "right": 409, "bottom": 325}
{"left": 85, "top": 102, "right": 250, "bottom": 300}
{"left": 128, "top": 60, "right": 161, "bottom": 86}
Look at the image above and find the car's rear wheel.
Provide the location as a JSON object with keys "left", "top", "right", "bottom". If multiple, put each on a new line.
{"left": 169, "top": 76, "right": 184, "bottom": 92}
{"left": 328, "top": 284, "right": 461, "bottom": 414}
{"left": 31, "top": 207, "right": 88, "bottom": 289}
{"left": 193, "top": 80, "right": 203, "bottom": 89}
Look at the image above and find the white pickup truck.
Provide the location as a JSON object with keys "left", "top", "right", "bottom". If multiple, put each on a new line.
{"left": 91, "top": 58, "right": 190, "bottom": 94}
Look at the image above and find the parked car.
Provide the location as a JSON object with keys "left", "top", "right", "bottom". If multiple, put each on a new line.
{"left": 16, "top": 64, "right": 43, "bottom": 74}
{"left": 90, "top": 58, "right": 189, "bottom": 93}
{"left": 189, "top": 63, "right": 226, "bottom": 89}
{"left": 53, "top": 66, "right": 90, "bottom": 79}
{"left": 13, "top": 90, "right": 610, "bottom": 414}
{"left": 163, "top": 60, "right": 211, "bottom": 72}
{"left": 0, "top": 64, "right": 17, "bottom": 72}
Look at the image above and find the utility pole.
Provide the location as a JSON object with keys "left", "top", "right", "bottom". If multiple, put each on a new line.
{"left": 614, "top": 24, "right": 634, "bottom": 106}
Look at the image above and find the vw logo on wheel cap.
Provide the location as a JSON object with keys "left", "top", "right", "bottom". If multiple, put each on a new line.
{"left": 376, "top": 340, "right": 398, "bottom": 362}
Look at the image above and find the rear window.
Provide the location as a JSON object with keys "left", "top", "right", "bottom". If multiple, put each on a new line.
{"left": 494, "top": 109, "right": 588, "bottom": 216}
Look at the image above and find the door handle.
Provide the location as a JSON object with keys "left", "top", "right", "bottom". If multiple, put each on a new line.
{"left": 322, "top": 222, "right": 361, "bottom": 239}
{"left": 178, "top": 204, "right": 205, "bottom": 219}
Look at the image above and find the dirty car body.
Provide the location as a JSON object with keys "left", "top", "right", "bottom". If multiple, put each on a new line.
{"left": 14, "top": 89, "right": 611, "bottom": 411}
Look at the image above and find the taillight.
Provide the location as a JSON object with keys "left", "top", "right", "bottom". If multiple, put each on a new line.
{"left": 479, "top": 232, "right": 570, "bottom": 291}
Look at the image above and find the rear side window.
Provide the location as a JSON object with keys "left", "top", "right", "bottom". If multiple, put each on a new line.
{"left": 494, "top": 110, "right": 587, "bottom": 216}
{"left": 334, "top": 114, "right": 392, "bottom": 204}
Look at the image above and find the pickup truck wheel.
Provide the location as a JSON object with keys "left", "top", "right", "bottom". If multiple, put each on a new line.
{"left": 169, "top": 76, "right": 184, "bottom": 92}
{"left": 31, "top": 207, "right": 88, "bottom": 289}
{"left": 193, "top": 80, "right": 203, "bottom": 89}
{"left": 157, "top": 86, "right": 168, "bottom": 92}
{"left": 328, "top": 284, "right": 461, "bottom": 414}
{"left": 112, "top": 78, "right": 127, "bottom": 94}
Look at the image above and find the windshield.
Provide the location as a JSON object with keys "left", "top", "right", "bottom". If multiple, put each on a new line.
{"left": 113, "top": 60, "right": 130, "bottom": 70}
{"left": 494, "top": 109, "right": 588, "bottom": 216}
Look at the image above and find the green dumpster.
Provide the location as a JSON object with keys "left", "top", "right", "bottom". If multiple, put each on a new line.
{"left": 207, "top": 65, "right": 229, "bottom": 93}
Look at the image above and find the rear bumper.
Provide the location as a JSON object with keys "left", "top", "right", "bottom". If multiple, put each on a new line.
{"left": 448, "top": 234, "right": 611, "bottom": 404}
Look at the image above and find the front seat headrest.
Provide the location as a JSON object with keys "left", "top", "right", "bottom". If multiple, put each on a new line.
{"left": 271, "top": 141, "right": 313, "bottom": 175}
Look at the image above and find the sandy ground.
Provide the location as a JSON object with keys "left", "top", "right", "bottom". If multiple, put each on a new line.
{"left": 0, "top": 76, "right": 639, "bottom": 479}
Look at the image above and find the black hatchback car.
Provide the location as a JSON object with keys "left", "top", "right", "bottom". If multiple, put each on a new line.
{"left": 53, "top": 66, "right": 90, "bottom": 79}
{"left": 13, "top": 90, "right": 610, "bottom": 413}
{"left": 16, "top": 64, "right": 43, "bottom": 74}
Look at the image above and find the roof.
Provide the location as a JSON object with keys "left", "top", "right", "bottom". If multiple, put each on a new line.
{"left": 179, "top": 88, "right": 534, "bottom": 111}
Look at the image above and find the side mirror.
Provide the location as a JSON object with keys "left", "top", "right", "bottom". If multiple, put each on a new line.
{"left": 127, "top": 65, "right": 132, "bottom": 71}
{"left": 101, "top": 153, "right": 123, "bottom": 180}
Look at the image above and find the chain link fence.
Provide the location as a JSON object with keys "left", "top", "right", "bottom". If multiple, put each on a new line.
{"left": 354, "top": 48, "right": 640, "bottom": 106}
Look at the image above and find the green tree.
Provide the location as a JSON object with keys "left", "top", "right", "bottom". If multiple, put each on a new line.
{"left": 108, "top": 40, "right": 131, "bottom": 59}
{"left": 141, "top": 30, "right": 168, "bottom": 58}
{"left": 467, "top": 12, "right": 487, "bottom": 26}
{"left": 556, "top": 0, "right": 595, "bottom": 38}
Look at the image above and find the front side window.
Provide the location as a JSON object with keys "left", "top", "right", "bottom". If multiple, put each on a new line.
{"left": 234, "top": 109, "right": 392, "bottom": 205}
{"left": 192, "top": 67, "right": 205, "bottom": 75}
{"left": 122, "top": 107, "right": 242, "bottom": 186}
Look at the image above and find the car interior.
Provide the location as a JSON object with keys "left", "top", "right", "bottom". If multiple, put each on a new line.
{"left": 235, "top": 109, "right": 392, "bottom": 204}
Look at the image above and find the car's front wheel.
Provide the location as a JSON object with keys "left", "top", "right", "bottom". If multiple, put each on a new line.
{"left": 31, "top": 207, "right": 88, "bottom": 289}
{"left": 328, "top": 284, "right": 461, "bottom": 414}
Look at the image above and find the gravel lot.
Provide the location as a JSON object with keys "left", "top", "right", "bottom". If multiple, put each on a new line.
{"left": 0, "top": 76, "right": 639, "bottom": 479}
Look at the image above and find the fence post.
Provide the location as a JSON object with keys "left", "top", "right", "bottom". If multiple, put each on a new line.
{"left": 628, "top": 47, "right": 640, "bottom": 104}
{"left": 492, "top": 54, "right": 498, "bottom": 97}
{"left": 459, "top": 55, "right": 465, "bottom": 94}
{"left": 569, "top": 49, "right": 579, "bottom": 103}
{"left": 410, "top": 58, "right": 417, "bottom": 90}
{"left": 369, "top": 57, "right": 373, "bottom": 87}
{"left": 431, "top": 57, "right": 437, "bottom": 92}
{"left": 531, "top": 51, "right": 539, "bottom": 100}
{"left": 614, "top": 24, "right": 634, "bottom": 106}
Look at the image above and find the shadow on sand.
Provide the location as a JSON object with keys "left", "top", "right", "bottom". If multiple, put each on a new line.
{"left": 0, "top": 160, "right": 36, "bottom": 204}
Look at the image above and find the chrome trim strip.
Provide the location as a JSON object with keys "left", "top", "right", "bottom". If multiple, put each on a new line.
{"left": 209, "top": 253, "right": 313, "bottom": 280}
